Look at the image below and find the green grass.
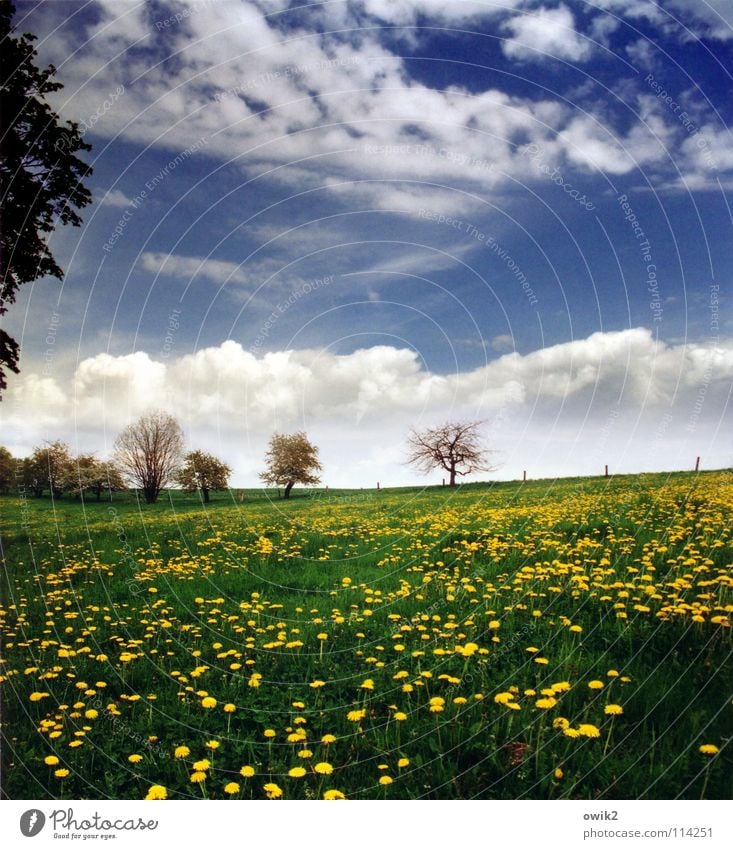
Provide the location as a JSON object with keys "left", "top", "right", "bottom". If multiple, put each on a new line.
{"left": 1, "top": 470, "right": 731, "bottom": 800}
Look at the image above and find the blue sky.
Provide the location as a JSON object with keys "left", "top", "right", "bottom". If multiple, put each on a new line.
{"left": 3, "top": 0, "right": 732, "bottom": 485}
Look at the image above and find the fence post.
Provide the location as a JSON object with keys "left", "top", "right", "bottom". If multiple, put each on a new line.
{"left": 695, "top": 456, "right": 700, "bottom": 472}
{"left": 605, "top": 464, "right": 609, "bottom": 477}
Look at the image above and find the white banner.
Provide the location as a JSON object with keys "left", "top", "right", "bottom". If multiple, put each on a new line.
{"left": 1, "top": 800, "right": 730, "bottom": 849}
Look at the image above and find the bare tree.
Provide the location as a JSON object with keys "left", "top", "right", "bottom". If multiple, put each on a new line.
{"left": 260, "top": 431, "right": 322, "bottom": 499}
{"left": 114, "top": 411, "right": 184, "bottom": 504}
{"left": 406, "top": 420, "right": 495, "bottom": 487}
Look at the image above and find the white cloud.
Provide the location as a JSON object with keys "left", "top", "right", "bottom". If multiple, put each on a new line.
{"left": 25, "top": 0, "right": 720, "bottom": 211}
{"left": 502, "top": 5, "right": 593, "bottom": 63}
{"left": 4, "top": 329, "right": 732, "bottom": 485}
{"left": 99, "top": 188, "right": 134, "bottom": 208}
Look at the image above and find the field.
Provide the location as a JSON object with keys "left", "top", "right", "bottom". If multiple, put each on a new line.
{"left": 1, "top": 471, "right": 731, "bottom": 800}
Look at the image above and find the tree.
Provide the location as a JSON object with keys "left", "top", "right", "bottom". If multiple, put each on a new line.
{"left": 175, "top": 450, "right": 231, "bottom": 503}
{"left": 260, "top": 432, "right": 322, "bottom": 499}
{"left": 61, "top": 454, "right": 126, "bottom": 501}
{"left": 114, "top": 411, "right": 184, "bottom": 504}
{"left": 0, "top": 445, "right": 14, "bottom": 493}
{"left": 30, "top": 439, "right": 72, "bottom": 497}
{"left": 0, "top": 1, "right": 92, "bottom": 396}
{"left": 406, "top": 420, "right": 496, "bottom": 487}
{"left": 0, "top": 445, "right": 15, "bottom": 495}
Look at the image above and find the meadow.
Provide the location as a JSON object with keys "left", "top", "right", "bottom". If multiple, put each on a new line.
{"left": 1, "top": 471, "right": 731, "bottom": 800}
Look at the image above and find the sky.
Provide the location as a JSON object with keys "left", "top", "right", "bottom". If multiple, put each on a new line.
{"left": 2, "top": 0, "right": 732, "bottom": 487}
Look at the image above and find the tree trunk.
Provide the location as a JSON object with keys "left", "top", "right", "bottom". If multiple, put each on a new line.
{"left": 284, "top": 481, "right": 294, "bottom": 499}
{"left": 202, "top": 488, "right": 210, "bottom": 503}
{"left": 144, "top": 487, "right": 158, "bottom": 504}
{"left": 449, "top": 464, "right": 457, "bottom": 487}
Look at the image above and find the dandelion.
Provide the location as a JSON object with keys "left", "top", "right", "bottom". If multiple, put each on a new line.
{"left": 223, "top": 703, "right": 236, "bottom": 713}
{"left": 128, "top": 754, "right": 143, "bottom": 764}
{"left": 224, "top": 782, "right": 240, "bottom": 795}
{"left": 201, "top": 697, "right": 217, "bottom": 709}
{"left": 54, "top": 768, "right": 70, "bottom": 778}
{"left": 393, "top": 712, "right": 408, "bottom": 721}
{"left": 190, "top": 771, "right": 207, "bottom": 783}
{"left": 145, "top": 785, "right": 167, "bottom": 800}
{"left": 553, "top": 717, "right": 570, "bottom": 731}
{"left": 563, "top": 728, "right": 580, "bottom": 738}
{"left": 379, "top": 775, "right": 393, "bottom": 785}
{"left": 44, "top": 755, "right": 60, "bottom": 766}
{"left": 193, "top": 759, "right": 211, "bottom": 771}
{"left": 240, "top": 766, "right": 255, "bottom": 777}
{"left": 588, "top": 680, "right": 604, "bottom": 690}
{"left": 174, "top": 746, "right": 190, "bottom": 759}
{"left": 397, "top": 757, "right": 410, "bottom": 768}
{"left": 205, "top": 741, "right": 221, "bottom": 750}
{"left": 321, "top": 734, "right": 337, "bottom": 744}
{"left": 360, "top": 679, "right": 374, "bottom": 690}
{"left": 288, "top": 767, "right": 307, "bottom": 778}
{"left": 310, "top": 680, "right": 326, "bottom": 689}
{"left": 347, "top": 709, "right": 366, "bottom": 722}
{"left": 263, "top": 782, "right": 283, "bottom": 799}
{"left": 554, "top": 767, "right": 564, "bottom": 780}
{"left": 324, "top": 789, "right": 345, "bottom": 799}
{"left": 263, "top": 729, "right": 276, "bottom": 739}
{"left": 604, "top": 704, "right": 623, "bottom": 715}
{"left": 535, "top": 697, "right": 557, "bottom": 710}
{"left": 578, "top": 724, "right": 601, "bottom": 738}
{"left": 699, "top": 744, "right": 719, "bottom": 756}
{"left": 297, "top": 749, "right": 313, "bottom": 759}
{"left": 494, "top": 692, "right": 515, "bottom": 705}
{"left": 314, "top": 762, "right": 333, "bottom": 775}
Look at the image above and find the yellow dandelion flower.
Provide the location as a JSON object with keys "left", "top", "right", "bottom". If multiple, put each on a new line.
{"left": 554, "top": 767, "right": 564, "bottom": 780}
{"left": 397, "top": 758, "right": 410, "bottom": 768}
{"left": 174, "top": 746, "right": 190, "bottom": 759}
{"left": 324, "top": 789, "right": 345, "bottom": 799}
{"left": 193, "top": 759, "right": 211, "bottom": 771}
{"left": 588, "top": 680, "right": 604, "bottom": 690}
{"left": 201, "top": 697, "right": 217, "bottom": 708}
{"left": 224, "top": 782, "right": 240, "bottom": 795}
{"left": 699, "top": 744, "right": 719, "bottom": 756}
{"left": 360, "top": 679, "right": 374, "bottom": 690}
{"left": 321, "top": 734, "right": 337, "bottom": 744}
{"left": 128, "top": 754, "right": 143, "bottom": 764}
{"left": 604, "top": 704, "right": 624, "bottom": 715}
{"left": 394, "top": 712, "right": 408, "bottom": 721}
{"left": 240, "top": 765, "right": 255, "bottom": 777}
{"left": 288, "top": 767, "right": 307, "bottom": 778}
{"left": 536, "top": 697, "right": 557, "bottom": 710}
{"left": 223, "top": 703, "right": 236, "bottom": 713}
{"left": 578, "top": 724, "right": 601, "bottom": 738}
{"left": 205, "top": 741, "right": 221, "bottom": 750}
{"left": 347, "top": 709, "right": 366, "bottom": 722}
{"left": 379, "top": 775, "right": 393, "bottom": 785}
{"left": 264, "top": 782, "right": 283, "bottom": 799}
{"left": 263, "top": 729, "right": 276, "bottom": 738}
{"left": 145, "top": 785, "right": 167, "bottom": 800}
{"left": 190, "top": 771, "right": 207, "bottom": 783}
{"left": 314, "top": 762, "right": 333, "bottom": 775}
{"left": 44, "top": 755, "right": 60, "bottom": 766}
{"left": 54, "top": 769, "right": 70, "bottom": 778}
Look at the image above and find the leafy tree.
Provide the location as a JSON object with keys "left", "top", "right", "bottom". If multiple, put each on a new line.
{"left": 61, "top": 454, "right": 126, "bottom": 501}
{"left": 0, "top": 1, "right": 93, "bottom": 396}
{"left": 114, "top": 411, "right": 185, "bottom": 504}
{"left": 406, "top": 420, "right": 496, "bottom": 487}
{"left": 15, "top": 455, "right": 36, "bottom": 495}
{"left": 30, "top": 439, "right": 72, "bottom": 497}
{"left": 260, "top": 431, "right": 322, "bottom": 499}
{"left": 0, "top": 445, "right": 14, "bottom": 493}
{"left": 176, "top": 450, "right": 231, "bottom": 503}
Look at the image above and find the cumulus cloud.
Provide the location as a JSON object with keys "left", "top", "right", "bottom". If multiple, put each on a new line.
{"left": 4, "top": 329, "right": 731, "bottom": 484}
{"left": 22, "top": 0, "right": 724, "bottom": 212}
{"left": 502, "top": 5, "right": 593, "bottom": 63}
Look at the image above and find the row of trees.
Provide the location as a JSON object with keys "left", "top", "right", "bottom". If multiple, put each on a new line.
{"left": 1, "top": 414, "right": 493, "bottom": 504}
